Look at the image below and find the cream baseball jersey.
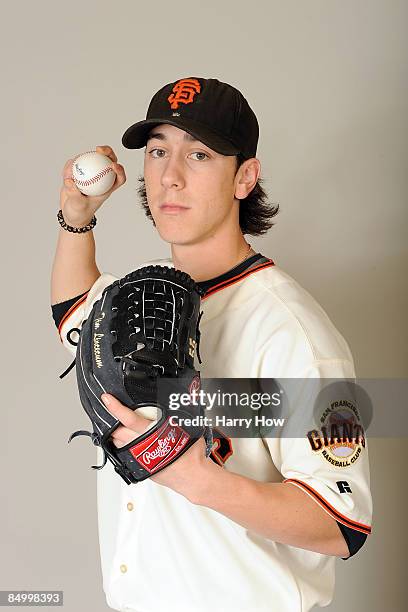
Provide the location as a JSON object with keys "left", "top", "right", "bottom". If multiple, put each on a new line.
{"left": 52, "top": 253, "right": 372, "bottom": 612}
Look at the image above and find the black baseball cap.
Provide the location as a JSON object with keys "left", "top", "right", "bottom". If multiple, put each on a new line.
{"left": 121, "top": 77, "right": 259, "bottom": 160}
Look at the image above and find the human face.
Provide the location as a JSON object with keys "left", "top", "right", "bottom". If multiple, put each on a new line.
{"left": 143, "top": 124, "right": 239, "bottom": 246}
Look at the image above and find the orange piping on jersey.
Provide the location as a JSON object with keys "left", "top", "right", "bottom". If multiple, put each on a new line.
{"left": 283, "top": 478, "right": 372, "bottom": 535}
{"left": 57, "top": 293, "right": 89, "bottom": 339}
{"left": 202, "top": 260, "right": 275, "bottom": 300}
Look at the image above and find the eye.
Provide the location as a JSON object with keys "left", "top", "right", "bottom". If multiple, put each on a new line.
{"left": 146, "top": 148, "right": 209, "bottom": 161}
{"left": 189, "top": 152, "right": 209, "bottom": 161}
{"left": 148, "top": 148, "right": 166, "bottom": 158}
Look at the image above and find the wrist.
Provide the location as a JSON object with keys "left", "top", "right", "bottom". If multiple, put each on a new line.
{"left": 57, "top": 209, "right": 96, "bottom": 234}
{"left": 189, "top": 457, "right": 222, "bottom": 506}
{"left": 62, "top": 210, "right": 95, "bottom": 228}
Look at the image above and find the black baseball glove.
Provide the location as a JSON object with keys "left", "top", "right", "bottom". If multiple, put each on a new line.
{"left": 66, "top": 265, "right": 212, "bottom": 484}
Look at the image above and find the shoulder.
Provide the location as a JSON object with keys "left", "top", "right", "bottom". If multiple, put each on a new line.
{"left": 236, "top": 263, "right": 355, "bottom": 370}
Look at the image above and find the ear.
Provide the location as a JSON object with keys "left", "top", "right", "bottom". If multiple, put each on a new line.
{"left": 234, "top": 158, "right": 261, "bottom": 199}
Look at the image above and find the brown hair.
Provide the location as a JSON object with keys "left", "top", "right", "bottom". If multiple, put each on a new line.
{"left": 136, "top": 153, "right": 280, "bottom": 236}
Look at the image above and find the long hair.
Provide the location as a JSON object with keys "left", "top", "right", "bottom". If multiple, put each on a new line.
{"left": 136, "top": 153, "right": 280, "bottom": 236}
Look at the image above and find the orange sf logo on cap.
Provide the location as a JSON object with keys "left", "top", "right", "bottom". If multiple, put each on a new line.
{"left": 168, "top": 78, "right": 201, "bottom": 110}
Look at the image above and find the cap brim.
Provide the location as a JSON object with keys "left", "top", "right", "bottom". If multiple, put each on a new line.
{"left": 121, "top": 117, "right": 240, "bottom": 156}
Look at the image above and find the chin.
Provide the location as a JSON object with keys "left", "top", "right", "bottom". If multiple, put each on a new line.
{"left": 155, "top": 224, "right": 194, "bottom": 245}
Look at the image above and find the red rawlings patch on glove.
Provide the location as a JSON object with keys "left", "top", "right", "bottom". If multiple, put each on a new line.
{"left": 129, "top": 419, "right": 190, "bottom": 474}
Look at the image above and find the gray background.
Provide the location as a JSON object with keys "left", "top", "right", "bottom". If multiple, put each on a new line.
{"left": 1, "top": 0, "right": 407, "bottom": 610}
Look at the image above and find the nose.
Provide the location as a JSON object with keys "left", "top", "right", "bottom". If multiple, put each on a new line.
{"left": 160, "top": 152, "right": 186, "bottom": 190}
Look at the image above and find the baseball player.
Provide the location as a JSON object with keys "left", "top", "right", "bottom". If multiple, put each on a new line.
{"left": 51, "top": 77, "right": 372, "bottom": 612}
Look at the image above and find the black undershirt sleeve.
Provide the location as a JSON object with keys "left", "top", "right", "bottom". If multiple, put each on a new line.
{"left": 51, "top": 290, "right": 90, "bottom": 328}
{"left": 336, "top": 521, "right": 368, "bottom": 560}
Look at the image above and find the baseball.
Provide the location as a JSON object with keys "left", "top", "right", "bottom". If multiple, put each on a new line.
{"left": 72, "top": 150, "right": 116, "bottom": 196}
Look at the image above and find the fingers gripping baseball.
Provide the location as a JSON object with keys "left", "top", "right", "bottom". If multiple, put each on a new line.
{"left": 101, "top": 394, "right": 156, "bottom": 448}
{"left": 60, "top": 145, "right": 126, "bottom": 227}
{"left": 95, "top": 145, "right": 117, "bottom": 163}
{"left": 93, "top": 145, "right": 127, "bottom": 193}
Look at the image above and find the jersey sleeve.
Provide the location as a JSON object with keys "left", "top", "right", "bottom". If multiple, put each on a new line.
{"left": 54, "top": 273, "right": 119, "bottom": 358}
{"left": 52, "top": 290, "right": 89, "bottom": 329}
{"left": 261, "top": 360, "right": 372, "bottom": 559}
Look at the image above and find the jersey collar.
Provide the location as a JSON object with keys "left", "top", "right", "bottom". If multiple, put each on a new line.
{"left": 197, "top": 253, "right": 274, "bottom": 298}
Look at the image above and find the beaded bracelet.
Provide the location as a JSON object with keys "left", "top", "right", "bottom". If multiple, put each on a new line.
{"left": 57, "top": 209, "right": 97, "bottom": 233}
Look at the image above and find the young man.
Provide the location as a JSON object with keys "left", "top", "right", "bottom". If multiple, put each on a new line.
{"left": 51, "top": 77, "right": 372, "bottom": 612}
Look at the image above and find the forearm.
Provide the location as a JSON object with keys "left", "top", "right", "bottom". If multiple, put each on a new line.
{"left": 194, "top": 461, "right": 349, "bottom": 558}
{"left": 50, "top": 227, "right": 101, "bottom": 304}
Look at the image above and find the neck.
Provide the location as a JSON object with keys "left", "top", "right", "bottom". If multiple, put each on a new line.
{"left": 170, "top": 230, "right": 254, "bottom": 282}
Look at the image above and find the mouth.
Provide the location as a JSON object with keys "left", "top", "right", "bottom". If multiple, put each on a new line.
{"left": 159, "top": 203, "right": 190, "bottom": 214}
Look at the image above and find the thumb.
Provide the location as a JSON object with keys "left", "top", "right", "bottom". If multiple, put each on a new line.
{"left": 64, "top": 176, "right": 79, "bottom": 191}
{"left": 101, "top": 393, "right": 124, "bottom": 419}
{"left": 101, "top": 394, "right": 152, "bottom": 432}
{"left": 101, "top": 393, "right": 114, "bottom": 406}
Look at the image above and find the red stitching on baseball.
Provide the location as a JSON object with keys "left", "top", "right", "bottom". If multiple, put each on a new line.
{"left": 72, "top": 150, "right": 113, "bottom": 187}
{"left": 75, "top": 166, "right": 112, "bottom": 186}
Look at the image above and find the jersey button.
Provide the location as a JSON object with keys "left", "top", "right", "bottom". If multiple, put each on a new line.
{"left": 120, "top": 564, "right": 128, "bottom": 574}
{"left": 127, "top": 502, "right": 134, "bottom": 511}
